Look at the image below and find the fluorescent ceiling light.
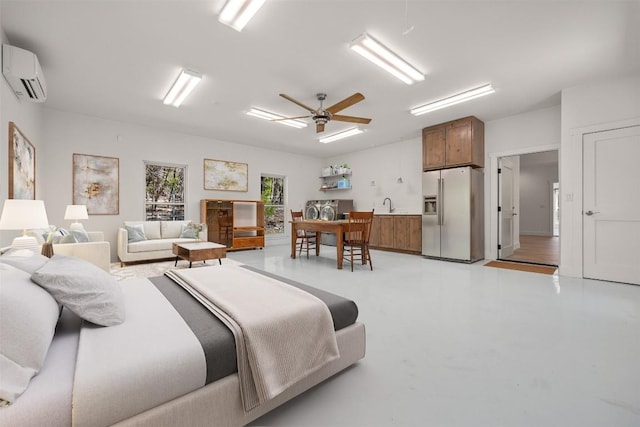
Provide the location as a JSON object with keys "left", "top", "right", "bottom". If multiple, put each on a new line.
{"left": 163, "top": 69, "right": 202, "bottom": 107}
{"left": 349, "top": 33, "right": 424, "bottom": 85}
{"left": 410, "top": 84, "right": 495, "bottom": 116}
{"left": 319, "top": 127, "right": 363, "bottom": 144}
{"left": 246, "top": 107, "right": 307, "bottom": 129}
{"left": 218, "top": 0, "right": 266, "bottom": 32}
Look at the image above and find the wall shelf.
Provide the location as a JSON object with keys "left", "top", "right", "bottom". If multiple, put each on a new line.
{"left": 319, "top": 169, "right": 352, "bottom": 191}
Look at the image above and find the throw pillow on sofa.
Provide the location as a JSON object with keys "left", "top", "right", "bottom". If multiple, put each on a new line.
{"left": 179, "top": 223, "right": 198, "bottom": 239}
{"left": 125, "top": 224, "right": 147, "bottom": 243}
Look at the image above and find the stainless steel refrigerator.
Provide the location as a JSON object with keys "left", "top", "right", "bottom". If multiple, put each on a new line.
{"left": 422, "top": 166, "right": 484, "bottom": 262}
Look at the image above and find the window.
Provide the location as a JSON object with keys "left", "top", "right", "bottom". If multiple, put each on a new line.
{"left": 145, "top": 162, "right": 186, "bottom": 221}
{"left": 261, "top": 174, "right": 285, "bottom": 234}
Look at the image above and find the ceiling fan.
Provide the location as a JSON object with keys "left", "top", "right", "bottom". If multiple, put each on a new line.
{"left": 277, "top": 92, "right": 372, "bottom": 133}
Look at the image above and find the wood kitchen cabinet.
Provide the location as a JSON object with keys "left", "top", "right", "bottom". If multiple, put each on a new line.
{"left": 369, "top": 215, "right": 421, "bottom": 254}
{"left": 422, "top": 116, "right": 484, "bottom": 170}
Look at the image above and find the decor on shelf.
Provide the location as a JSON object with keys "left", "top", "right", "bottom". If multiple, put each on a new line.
{"left": 72, "top": 153, "right": 119, "bottom": 215}
{"left": 204, "top": 159, "right": 248, "bottom": 192}
{"left": 0, "top": 199, "right": 49, "bottom": 251}
{"left": 8, "top": 122, "right": 36, "bottom": 200}
{"left": 64, "top": 205, "right": 89, "bottom": 231}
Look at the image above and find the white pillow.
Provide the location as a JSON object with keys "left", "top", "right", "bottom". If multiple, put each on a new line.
{"left": 0, "top": 264, "right": 60, "bottom": 405}
{"left": 31, "top": 255, "right": 126, "bottom": 327}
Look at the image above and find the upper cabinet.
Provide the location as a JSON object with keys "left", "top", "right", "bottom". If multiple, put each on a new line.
{"left": 422, "top": 116, "right": 484, "bottom": 170}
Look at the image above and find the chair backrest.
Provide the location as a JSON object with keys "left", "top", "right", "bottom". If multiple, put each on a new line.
{"left": 290, "top": 210, "right": 304, "bottom": 222}
{"left": 345, "top": 211, "right": 374, "bottom": 244}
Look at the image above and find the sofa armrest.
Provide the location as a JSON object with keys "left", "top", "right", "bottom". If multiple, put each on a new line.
{"left": 117, "top": 228, "right": 129, "bottom": 259}
{"left": 53, "top": 241, "right": 111, "bottom": 272}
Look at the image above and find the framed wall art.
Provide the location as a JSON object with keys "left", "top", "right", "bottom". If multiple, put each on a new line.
{"left": 8, "top": 122, "right": 36, "bottom": 199}
{"left": 73, "top": 153, "right": 120, "bottom": 215}
{"left": 204, "top": 158, "right": 248, "bottom": 192}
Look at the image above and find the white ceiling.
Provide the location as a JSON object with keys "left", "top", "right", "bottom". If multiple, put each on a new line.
{"left": 2, "top": 1, "right": 638, "bottom": 158}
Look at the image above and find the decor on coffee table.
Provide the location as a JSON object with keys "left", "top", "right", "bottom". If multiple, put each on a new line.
{"left": 203, "top": 158, "right": 248, "bottom": 192}
{"left": 73, "top": 153, "right": 119, "bottom": 215}
{"left": 8, "top": 122, "right": 36, "bottom": 200}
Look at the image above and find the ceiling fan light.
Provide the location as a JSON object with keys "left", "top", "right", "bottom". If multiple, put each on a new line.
{"left": 246, "top": 107, "right": 307, "bottom": 129}
{"left": 219, "top": 0, "right": 266, "bottom": 32}
{"left": 163, "top": 69, "right": 202, "bottom": 107}
{"left": 410, "top": 84, "right": 495, "bottom": 116}
{"left": 319, "top": 127, "right": 363, "bottom": 144}
{"left": 350, "top": 33, "right": 424, "bottom": 85}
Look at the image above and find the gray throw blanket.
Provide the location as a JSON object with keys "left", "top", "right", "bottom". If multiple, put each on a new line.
{"left": 165, "top": 265, "right": 339, "bottom": 412}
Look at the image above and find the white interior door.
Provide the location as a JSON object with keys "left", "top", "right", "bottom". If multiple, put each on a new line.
{"left": 583, "top": 125, "right": 640, "bottom": 285}
{"left": 498, "top": 157, "right": 516, "bottom": 258}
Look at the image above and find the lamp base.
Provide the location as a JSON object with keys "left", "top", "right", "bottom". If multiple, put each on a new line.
{"left": 11, "top": 236, "right": 39, "bottom": 252}
{"left": 69, "top": 222, "right": 85, "bottom": 232}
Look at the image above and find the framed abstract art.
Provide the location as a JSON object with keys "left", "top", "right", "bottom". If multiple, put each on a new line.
{"left": 72, "top": 153, "right": 119, "bottom": 215}
{"left": 203, "top": 158, "right": 248, "bottom": 192}
{"left": 8, "top": 122, "right": 36, "bottom": 199}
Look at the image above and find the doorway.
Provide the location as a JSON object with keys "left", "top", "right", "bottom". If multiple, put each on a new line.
{"left": 498, "top": 150, "right": 559, "bottom": 266}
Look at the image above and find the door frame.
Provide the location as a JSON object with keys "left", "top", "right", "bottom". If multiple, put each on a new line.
{"left": 561, "top": 117, "right": 640, "bottom": 278}
{"left": 487, "top": 144, "right": 560, "bottom": 262}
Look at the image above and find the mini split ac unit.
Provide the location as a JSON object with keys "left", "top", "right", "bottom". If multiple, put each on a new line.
{"left": 2, "top": 44, "right": 47, "bottom": 102}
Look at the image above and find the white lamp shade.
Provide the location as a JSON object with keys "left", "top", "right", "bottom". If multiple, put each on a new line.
{"left": 64, "top": 205, "right": 89, "bottom": 221}
{"left": 0, "top": 199, "right": 50, "bottom": 230}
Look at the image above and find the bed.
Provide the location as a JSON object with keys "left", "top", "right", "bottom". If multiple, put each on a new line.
{"left": 0, "top": 252, "right": 366, "bottom": 427}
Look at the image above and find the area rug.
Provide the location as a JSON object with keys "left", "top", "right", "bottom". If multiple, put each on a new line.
{"left": 110, "top": 258, "right": 244, "bottom": 281}
{"left": 484, "top": 260, "right": 557, "bottom": 275}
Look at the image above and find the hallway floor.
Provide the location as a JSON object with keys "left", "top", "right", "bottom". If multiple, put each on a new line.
{"left": 223, "top": 243, "right": 640, "bottom": 427}
{"left": 503, "top": 235, "right": 560, "bottom": 266}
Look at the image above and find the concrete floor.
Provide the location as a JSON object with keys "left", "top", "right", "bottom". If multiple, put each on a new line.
{"left": 225, "top": 243, "right": 640, "bottom": 427}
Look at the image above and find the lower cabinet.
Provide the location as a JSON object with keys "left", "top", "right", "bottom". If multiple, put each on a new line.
{"left": 369, "top": 215, "right": 421, "bottom": 254}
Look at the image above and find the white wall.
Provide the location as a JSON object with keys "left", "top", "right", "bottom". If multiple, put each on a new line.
{"left": 39, "top": 109, "right": 323, "bottom": 260}
{"left": 519, "top": 161, "right": 558, "bottom": 236}
{"left": 484, "top": 105, "right": 562, "bottom": 260}
{"left": 560, "top": 74, "right": 640, "bottom": 277}
{"left": 324, "top": 137, "right": 423, "bottom": 214}
{"left": 0, "top": 27, "right": 47, "bottom": 247}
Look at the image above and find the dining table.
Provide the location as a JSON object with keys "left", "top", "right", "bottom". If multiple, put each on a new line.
{"left": 290, "top": 219, "right": 347, "bottom": 269}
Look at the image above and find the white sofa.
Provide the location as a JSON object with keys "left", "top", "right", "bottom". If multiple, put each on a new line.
{"left": 117, "top": 220, "right": 207, "bottom": 266}
{"left": 53, "top": 231, "right": 111, "bottom": 272}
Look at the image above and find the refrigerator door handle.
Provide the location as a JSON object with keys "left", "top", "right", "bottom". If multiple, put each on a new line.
{"left": 437, "top": 178, "right": 442, "bottom": 225}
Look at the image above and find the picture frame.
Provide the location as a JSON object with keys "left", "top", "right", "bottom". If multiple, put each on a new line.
{"left": 8, "top": 122, "right": 36, "bottom": 199}
{"left": 72, "top": 153, "right": 120, "bottom": 215}
{"left": 204, "top": 158, "right": 248, "bottom": 192}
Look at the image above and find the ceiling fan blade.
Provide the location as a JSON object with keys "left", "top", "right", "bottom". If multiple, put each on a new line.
{"left": 270, "top": 115, "right": 310, "bottom": 122}
{"left": 316, "top": 123, "right": 325, "bottom": 133}
{"left": 331, "top": 114, "right": 372, "bottom": 124}
{"left": 326, "top": 92, "right": 365, "bottom": 114}
{"left": 279, "top": 94, "right": 317, "bottom": 113}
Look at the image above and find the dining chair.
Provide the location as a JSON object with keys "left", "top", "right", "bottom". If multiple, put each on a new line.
{"left": 290, "top": 210, "right": 317, "bottom": 258}
{"left": 342, "top": 210, "right": 374, "bottom": 271}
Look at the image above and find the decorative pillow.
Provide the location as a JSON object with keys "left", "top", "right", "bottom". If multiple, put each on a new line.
{"left": 59, "top": 234, "right": 78, "bottom": 244}
{"left": 125, "top": 224, "right": 147, "bottom": 243}
{"left": 179, "top": 223, "right": 198, "bottom": 239}
{"left": 44, "top": 227, "right": 70, "bottom": 244}
{"left": 68, "top": 229, "right": 89, "bottom": 243}
{"left": 0, "top": 248, "right": 50, "bottom": 274}
{"left": 31, "top": 255, "right": 126, "bottom": 327}
{"left": 0, "top": 264, "right": 60, "bottom": 405}
{"left": 161, "top": 220, "right": 188, "bottom": 239}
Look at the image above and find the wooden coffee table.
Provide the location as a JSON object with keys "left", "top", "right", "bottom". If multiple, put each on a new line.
{"left": 172, "top": 241, "right": 227, "bottom": 268}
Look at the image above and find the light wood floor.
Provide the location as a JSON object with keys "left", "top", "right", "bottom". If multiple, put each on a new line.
{"left": 502, "top": 235, "right": 559, "bottom": 266}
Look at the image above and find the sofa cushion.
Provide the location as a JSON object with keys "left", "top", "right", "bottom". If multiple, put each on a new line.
{"left": 161, "top": 221, "right": 190, "bottom": 239}
{"left": 143, "top": 221, "right": 161, "bottom": 240}
{"left": 128, "top": 239, "right": 174, "bottom": 253}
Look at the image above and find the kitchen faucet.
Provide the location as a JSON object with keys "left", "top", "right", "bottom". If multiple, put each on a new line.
{"left": 383, "top": 197, "right": 393, "bottom": 213}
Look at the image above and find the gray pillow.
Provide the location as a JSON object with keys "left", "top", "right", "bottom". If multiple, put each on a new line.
{"left": 31, "top": 255, "right": 126, "bottom": 327}
{"left": 0, "top": 248, "right": 50, "bottom": 274}
{"left": 179, "top": 223, "right": 198, "bottom": 239}
{"left": 125, "top": 224, "right": 146, "bottom": 243}
{"left": 0, "top": 264, "right": 60, "bottom": 405}
{"left": 67, "top": 229, "right": 89, "bottom": 243}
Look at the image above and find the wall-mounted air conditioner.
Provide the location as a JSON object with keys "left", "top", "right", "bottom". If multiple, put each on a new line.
{"left": 2, "top": 44, "right": 47, "bottom": 102}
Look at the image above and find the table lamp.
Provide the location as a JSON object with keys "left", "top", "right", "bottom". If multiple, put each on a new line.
{"left": 64, "top": 204, "right": 88, "bottom": 231}
{"left": 0, "top": 199, "right": 50, "bottom": 251}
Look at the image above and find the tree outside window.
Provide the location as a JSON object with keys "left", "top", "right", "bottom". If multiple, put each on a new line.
{"left": 261, "top": 174, "right": 285, "bottom": 234}
{"left": 145, "top": 162, "right": 186, "bottom": 220}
